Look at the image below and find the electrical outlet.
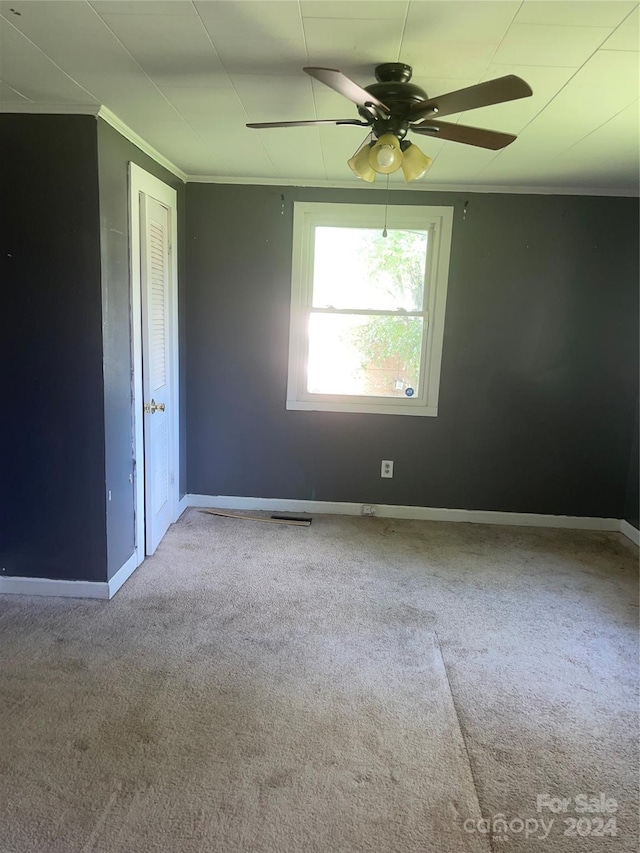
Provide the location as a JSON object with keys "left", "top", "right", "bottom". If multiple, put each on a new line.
{"left": 361, "top": 505, "right": 377, "bottom": 516}
{"left": 381, "top": 460, "right": 394, "bottom": 478}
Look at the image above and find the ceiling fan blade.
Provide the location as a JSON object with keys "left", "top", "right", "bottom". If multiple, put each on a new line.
{"left": 303, "top": 67, "right": 389, "bottom": 113}
{"left": 412, "top": 120, "right": 516, "bottom": 150}
{"left": 409, "top": 75, "right": 532, "bottom": 121}
{"left": 246, "top": 118, "right": 368, "bottom": 128}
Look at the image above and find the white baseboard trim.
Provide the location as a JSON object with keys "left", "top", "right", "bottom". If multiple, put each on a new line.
{"left": 185, "top": 494, "right": 622, "bottom": 532}
{"left": 2, "top": 501, "right": 632, "bottom": 601}
{"left": 0, "top": 550, "right": 143, "bottom": 601}
{"left": 176, "top": 494, "right": 190, "bottom": 519}
{"left": 620, "top": 520, "right": 640, "bottom": 546}
{"left": 0, "top": 575, "right": 110, "bottom": 600}
{"left": 107, "top": 550, "right": 141, "bottom": 599}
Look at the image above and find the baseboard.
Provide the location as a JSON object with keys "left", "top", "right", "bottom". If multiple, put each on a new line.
{"left": 620, "top": 520, "right": 640, "bottom": 546}
{"left": 0, "top": 550, "right": 143, "bottom": 601}
{"left": 185, "top": 494, "right": 621, "bottom": 532}
{"left": 3, "top": 502, "right": 630, "bottom": 602}
{"left": 176, "top": 494, "right": 190, "bottom": 519}
{"left": 0, "top": 575, "right": 110, "bottom": 600}
{"left": 107, "top": 550, "right": 141, "bottom": 599}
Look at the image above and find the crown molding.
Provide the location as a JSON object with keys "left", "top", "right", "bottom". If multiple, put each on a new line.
{"left": 0, "top": 102, "right": 186, "bottom": 183}
{"left": 97, "top": 106, "right": 186, "bottom": 183}
{"left": 184, "top": 174, "right": 639, "bottom": 197}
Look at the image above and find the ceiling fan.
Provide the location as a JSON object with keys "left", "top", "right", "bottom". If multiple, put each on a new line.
{"left": 247, "top": 63, "right": 533, "bottom": 182}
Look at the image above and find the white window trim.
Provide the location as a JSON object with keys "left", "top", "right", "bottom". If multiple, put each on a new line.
{"left": 286, "top": 201, "right": 454, "bottom": 416}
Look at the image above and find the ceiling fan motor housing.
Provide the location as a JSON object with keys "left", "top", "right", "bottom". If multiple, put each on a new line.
{"left": 362, "top": 63, "right": 429, "bottom": 138}
{"left": 367, "top": 64, "right": 428, "bottom": 112}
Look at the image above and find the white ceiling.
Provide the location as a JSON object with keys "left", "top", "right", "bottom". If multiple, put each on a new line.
{"left": 0, "top": 0, "right": 638, "bottom": 192}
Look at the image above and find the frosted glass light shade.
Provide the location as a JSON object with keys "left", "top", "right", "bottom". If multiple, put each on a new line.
{"left": 347, "top": 142, "right": 376, "bottom": 182}
{"left": 368, "top": 133, "right": 403, "bottom": 175}
{"left": 401, "top": 142, "right": 433, "bottom": 182}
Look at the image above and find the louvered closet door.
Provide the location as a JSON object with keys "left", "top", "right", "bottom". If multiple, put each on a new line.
{"left": 140, "top": 195, "right": 173, "bottom": 555}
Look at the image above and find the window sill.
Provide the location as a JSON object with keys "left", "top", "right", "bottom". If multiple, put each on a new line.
{"left": 286, "top": 400, "right": 438, "bottom": 417}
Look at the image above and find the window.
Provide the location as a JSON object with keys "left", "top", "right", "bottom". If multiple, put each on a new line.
{"left": 286, "top": 202, "right": 454, "bottom": 416}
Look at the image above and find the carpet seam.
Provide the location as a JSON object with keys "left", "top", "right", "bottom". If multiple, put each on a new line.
{"left": 434, "top": 630, "right": 495, "bottom": 853}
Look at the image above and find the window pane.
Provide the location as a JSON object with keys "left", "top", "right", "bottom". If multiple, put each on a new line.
{"left": 307, "top": 313, "right": 423, "bottom": 398}
{"left": 312, "top": 227, "right": 427, "bottom": 311}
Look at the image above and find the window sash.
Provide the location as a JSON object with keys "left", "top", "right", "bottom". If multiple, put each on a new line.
{"left": 305, "top": 311, "right": 429, "bottom": 399}
{"left": 308, "top": 222, "right": 434, "bottom": 312}
{"left": 308, "top": 307, "right": 427, "bottom": 317}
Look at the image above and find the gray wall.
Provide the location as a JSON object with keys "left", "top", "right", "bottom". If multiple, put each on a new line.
{"left": 97, "top": 119, "right": 186, "bottom": 580}
{"left": 624, "top": 395, "right": 639, "bottom": 529}
{"left": 0, "top": 115, "right": 107, "bottom": 581}
{"left": 186, "top": 184, "right": 639, "bottom": 520}
{"left": 0, "top": 114, "right": 187, "bottom": 584}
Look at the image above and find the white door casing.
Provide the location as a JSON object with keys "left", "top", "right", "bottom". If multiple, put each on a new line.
{"left": 129, "top": 163, "right": 179, "bottom": 559}
{"left": 140, "top": 196, "right": 173, "bottom": 553}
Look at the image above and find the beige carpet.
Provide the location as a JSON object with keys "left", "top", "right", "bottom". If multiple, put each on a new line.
{"left": 0, "top": 510, "right": 490, "bottom": 853}
{"left": 0, "top": 510, "right": 637, "bottom": 852}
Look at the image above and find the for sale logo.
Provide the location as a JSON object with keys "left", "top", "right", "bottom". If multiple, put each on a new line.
{"left": 537, "top": 793, "right": 618, "bottom": 839}
{"left": 537, "top": 793, "right": 618, "bottom": 814}
{"left": 462, "top": 793, "right": 619, "bottom": 842}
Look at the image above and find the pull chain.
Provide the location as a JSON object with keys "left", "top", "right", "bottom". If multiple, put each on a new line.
{"left": 383, "top": 175, "right": 390, "bottom": 237}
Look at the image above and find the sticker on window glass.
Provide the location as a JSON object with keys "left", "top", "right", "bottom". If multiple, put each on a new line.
{"left": 405, "top": 387, "right": 415, "bottom": 397}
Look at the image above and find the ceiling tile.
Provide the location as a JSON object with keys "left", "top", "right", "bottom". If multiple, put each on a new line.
{"left": 514, "top": 1, "right": 636, "bottom": 28}
{"left": 303, "top": 1, "right": 407, "bottom": 20}
{"left": 231, "top": 74, "right": 315, "bottom": 124}
{"left": 255, "top": 127, "right": 327, "bottom": 179}
{"left": 492, "top": 23, "right": 613, "bottom": 67}
{"left": 198, "top": 0, "right": 305, "bottom": 42}
{"left": 472, "top": 134, "right": 578, "bottom": 183}
{"left": 0, "top": 17, "right": 97, "bottom": 103}
{"left": 401, "top": 42, "right": 497, "bottom": 79}
{"left": 403, "top": 1, "right": 518, "bottom": 44}
{"left": 90, "top": 1, "right": 196, "bottom": 15}
{"left": 154, "top": 71, "right": 231, "bottom": 90}
{"left": 426, "top": 141, "right": 499, "bottom": 178}
{"left": 303, "top": 18, "right": 404, "bottom": 67}
{"left": 161, "top": 86, "right": 249, "bottom": 133}
{"left": 75, "top": 71, "right": 179, "bottom": 120}
{"left": 601, "top": 6, "right": 640, "bottom": 51}
{"left": 197, "top": 126, "right": 280, "bottom": 177}
{"left": 554, "top": 100, "right": 639, "bottom": 163}
{"left": 567, "top": 48, "right": 639, "bottom": 98}
{"left": 480, "top": 101, "right": 639, "bottom": 189}
{"left": 490, "top": 51, "right": 638, "bottom": 169}
{"left": 480, "top": 59, "right": 638, "bottom": 167}
{"left": 196, "top": 1, "right": 307, "bottom": 74}
{"left": 0, "top": 80, "right": 32, "bottom": 102}
{"left": 0, "top": 1, "right": 140, "bottom": 75}
{"left": 99, "top": 13, "right": 229, "bottom": 88}
{"left": 134, "top": 121, "right": 223, "bottom": 174}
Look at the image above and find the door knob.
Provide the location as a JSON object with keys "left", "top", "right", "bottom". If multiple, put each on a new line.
{"left": 144, "top": 399, "right": 166, "bottom": 414}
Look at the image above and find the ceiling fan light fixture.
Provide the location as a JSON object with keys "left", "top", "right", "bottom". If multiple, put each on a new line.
{"left": 347, "top": 138, "right": 376, "bottom": 182}
{"left": 400, "top": 141, "right": 433, "bottom": 183}
{"left": 369, "top": 133, "right": 403, "bottom": 175}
